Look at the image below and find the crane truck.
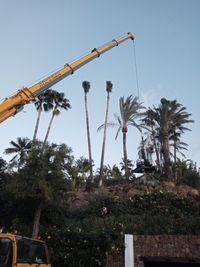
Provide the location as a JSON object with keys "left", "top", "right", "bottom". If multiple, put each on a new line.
{"left": 0, "top": 32, "right": 133, "bottom": 124}
{"left": 0, "top": 32, "right": 134, "bottom": 267}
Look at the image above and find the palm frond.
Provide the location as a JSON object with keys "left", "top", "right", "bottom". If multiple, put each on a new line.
{"left": 115, "top": 127, "right": 121, "bottom": 140}
{"left": 82, "top": 81, "right": 90, "bottom": 94}
{"left": 97, "top": 122, "right": 117, "bottom": 132}
{"left": 106, "top": 81, "right": 113, "bottom": 93}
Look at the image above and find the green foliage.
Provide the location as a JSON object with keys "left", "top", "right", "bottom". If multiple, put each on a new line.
{"left": 1, "top": 178, "right": 200, "bottom": 266}
{"left": 181, "top": 169, "right": 200, "bottom": 189}
{"left": 42, "top": 190, "right": 200, "bottom": 266}
{"left": 44, "top": 225, "right": 123, "bottom": 267}
{"left": 4, "top": 137, "right": 32, "bottom": 169}
{"left": 67, "top": 157, "right": 91, "bottom": 191}
{"left": 141, "top": 99, "right": 194, "bottom": 180}
{"left": 120, "top": 159, "right": 136, "bottom": 179}
{"left": 1, "top": 138, "right": 200, "bottom": 266}
{"left": 127, "top": 190, "right": 198, "bottom": 216}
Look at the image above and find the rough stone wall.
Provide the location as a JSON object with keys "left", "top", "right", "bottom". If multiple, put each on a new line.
{"left": 107, "top": 235, "right": 200, "bottom": 267}
{"left": 134, "top": 235, "right": 200, "bottom": 267}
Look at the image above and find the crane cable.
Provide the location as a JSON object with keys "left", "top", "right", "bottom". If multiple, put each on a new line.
{"left": 131, "top": 39, "right": 145, "bottom": 163}
{"left": 132, "top": 40, "right": 140, "bottom": 100}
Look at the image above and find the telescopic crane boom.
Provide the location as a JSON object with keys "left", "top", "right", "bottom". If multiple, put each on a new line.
{"left": 0, "top": 32, "right": 134, "bottom": 123}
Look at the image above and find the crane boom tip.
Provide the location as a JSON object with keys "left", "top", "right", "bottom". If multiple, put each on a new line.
{"left": 127, "top": 32, "right": 134, "bottom": 40}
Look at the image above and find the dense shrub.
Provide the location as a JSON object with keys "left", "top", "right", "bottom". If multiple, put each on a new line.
{"left": 181, "top": 169, "right": 200, "bottom": 189}
{"left": 44, "top": 224, "right": 124, "bottom": 267}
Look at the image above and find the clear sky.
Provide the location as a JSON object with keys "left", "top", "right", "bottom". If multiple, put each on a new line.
{"left": 0, "top": 0, "right": 199, "bottom": 170}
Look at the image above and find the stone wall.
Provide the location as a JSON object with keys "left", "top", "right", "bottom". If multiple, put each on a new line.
{"left": 107, "top": 235, "right": 200, "bottom": 267}
{"left": 134, "top": 235, "right": 200, "bottom": 267}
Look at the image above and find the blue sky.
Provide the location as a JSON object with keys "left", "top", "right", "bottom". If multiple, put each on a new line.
{"left": 0, "top": 0, "right": 199, "bottom": 170}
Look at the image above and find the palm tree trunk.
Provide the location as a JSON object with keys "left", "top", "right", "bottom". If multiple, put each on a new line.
{"left": 32, "top": 108, "right": 55, "bottom": 238}
{"left": 122, "top": 127, "right": 128, "bottom": 178}
{"left": 99, "top": 93, "right": 110, "bottom": 186}
{"left": 84, "top": 94, "right": 93, "bottom": 182}
{"left": 162, "top": 131, "right": 172, "bottom": 180}
{"left": 32, "top": 200, "right": 43, "bottom": 239}
{"left": 33, "top": 106, "right": 42, "bottom": 141}
{"left": 43, "top": 110, "right": 55, "bottom": 147}
{"left": 173, "top": 139, "right": 178, "bottom": 182}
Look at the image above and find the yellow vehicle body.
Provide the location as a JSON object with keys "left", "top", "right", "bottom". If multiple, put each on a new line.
{"left": 0, "top": 233, "right": 51, "bottom": 267}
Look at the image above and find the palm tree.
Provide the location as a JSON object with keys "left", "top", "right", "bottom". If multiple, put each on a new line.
{"left": 69, "top": 157, "right": 91, "bottom": 190}
{"left": 170, "top": 131, "right": 188, "bottom": 161}
{"left": 99, "top": 95, "right": 144, "bottom": 178}
{"left": 32, "top": 90, "right": 54, "bottom": 141}
{"left": 43, "top": 90, "right": 71, "bottom": 147}
{"left": 141, "top": 108, "right": 162, "bottom": 173}
{"left": 120, "top": 158, "right": 135, "bottom": 178}
{"left": 32, "top": 92, "right": 70, "bottom": 238}
{"left": 159, "top": 98, "right": 193, "bottom": 180}
{"left": 22, "top": 141, "right": 73, "bottom": 239}
{"left": 170, "top": 130, "right": 189, "bottom": 181}
{"left": 99, "top": 81, "right": 113, "bottom": 186}
{"left": 4, "top": 137, "right": 32, "bottom": 169}
{"left": 76, "top": 157, "right": 91, "bottom": 181}
{"left": 82, "top": 81, "right": 93, "bottom": 183}
{"left": 144, "top": 98, "right": 194, "bottom": 180}
{"left": 116, "top": 95, "right": 144, "bottom": 177}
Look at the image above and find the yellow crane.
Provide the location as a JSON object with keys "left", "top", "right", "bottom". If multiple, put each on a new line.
{"left": 0, "top": 32, "right": 134, "bottom": 124}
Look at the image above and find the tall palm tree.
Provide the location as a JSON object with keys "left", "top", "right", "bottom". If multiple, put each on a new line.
{"left": 160, "top": 98, "right": 193, "bottom": 180}
{"left": 141, "top": 108, "right": 162, "bottom": 173}
{"left": 82, "top": 81, "right": 93, "bottom": 182}
{"left": 117, "top": 95, "right": 144, "bottom": 177}
{"left": 43, "top": 90, "right": 71, "bottom": 147}
{"left": 4, "top": 137, "right": 32, "bottom": 169}
{"left": 144, "top": 98, "right": 194, "bottom": 180}
{"left": 32, "top": 90, "right": 54, "bottom": 141}
{"left": 99, "top": 95, "right": 144, "bottom": 177}
{"left": 99, "top": 81, "right": 113, "bottom": 186}
{"left": 32, "top": 91, "right": 70, "bottom": 238}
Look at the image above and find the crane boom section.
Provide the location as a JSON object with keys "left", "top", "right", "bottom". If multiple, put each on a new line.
{"left": 0, "top": 32, "right": 134, "bottom": 123}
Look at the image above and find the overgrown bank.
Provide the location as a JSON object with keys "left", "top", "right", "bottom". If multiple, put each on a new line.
{"left": 46, "top": 188, "right": 200, "bottom": 267}
{"left": 2, "top": 184, "right": 199, "bottom": 267}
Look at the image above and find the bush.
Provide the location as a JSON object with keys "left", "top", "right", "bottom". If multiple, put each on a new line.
{"left": 181, "top": 169, "right": 200, "bottom": 189}
{"left": 44, "top": 224, "right": 124, "bottom": 267}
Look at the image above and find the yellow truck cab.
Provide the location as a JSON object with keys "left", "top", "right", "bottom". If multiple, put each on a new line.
{"left": 0, "top": 233, "right": 51, "bottom": 267}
